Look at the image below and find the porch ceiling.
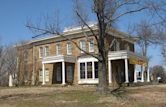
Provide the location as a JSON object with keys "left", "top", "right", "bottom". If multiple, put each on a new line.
{"left": 42, "top": 55, "right": 76, "bottom": 64}
{"left": 108, "top": 50, "right": 146, "bottom": 61}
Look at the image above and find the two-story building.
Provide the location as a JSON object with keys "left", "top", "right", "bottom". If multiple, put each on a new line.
{"left": 17, "top": 24, "right": 150, "bottom": 86}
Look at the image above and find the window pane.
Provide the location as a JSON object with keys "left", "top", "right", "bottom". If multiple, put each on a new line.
{"left": 39, "top": 47, "right": 43, "bottom": 58}
{"left": 87, "top": 62, "right": 92, "bottom": 78}
{"left": 39, "top": 70, "right": 43, "bottom": 82}
{"left": 56, "top": 44, "right": 61, "bottom": 55}
{"left": 45, "top": 46, "right": 49, "bottom": 56}
{"left": 95, "top": 62, "right": 98, "bottom": 78}
{"left": 80, "top": 63, "right": 85, "bottom": 79}
{"left": 89, "top": 39, "right": 94, "bottom": 52}
{"left": 45, "top": 70, "right": 49, "bottom": 82}
{"left": 80, "top": 40, "right": 86, "bottom": 53}
{"left": 67, "top": 43, "right": 72, "bottom": 55}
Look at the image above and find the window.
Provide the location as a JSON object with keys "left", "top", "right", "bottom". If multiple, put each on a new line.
{"left": 87, "top": 62, "right": 92, "bottom": 78}
{"left": 112, "top": 40, "right": 120, "bottom": 51}
{"left": 45, "top": 46, "right": 49, "bottom": 56}
{"left": 66, "top": 66, "right": 73, "bottom": 82}
{"left": 39, "top": 47, "right": 44, "bottom": 58}
{"left": 67, "top": 43, "right": 72, "bottom": 55}
{"left": 94, "top": 62, "right": 98, "bottom": 78}
{"left": 125, "top": 44, "right": 130, "bottom": 51}
{"left": 89, "top": 39, "right": 94, "bottom": 52}
{"left": 39, "top": 69, "right": 49, "bottom": 82}
{"left": 80, "top": 63, "right": 85, "bottom": 79}
{"left": 80, "top": 40, "right": 86, "bottom": 53}
{"left": 56, "top": 44, "right": 61, "bottom": 55}
{"left": 45, "top": 70, "right": 49, "bottom": 82}
{"left": 39, "top": 70, "right": 42, "bottom": 82}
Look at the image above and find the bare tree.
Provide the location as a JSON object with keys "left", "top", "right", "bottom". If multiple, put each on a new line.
{"left": 26, "top": 0, "right": 166, "bottom": 93}
{"left": 16, "top": 42, "right": 30, "bottom": 86}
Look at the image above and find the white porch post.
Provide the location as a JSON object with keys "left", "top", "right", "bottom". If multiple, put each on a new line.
{"left": 108, "top": 60, "right": 112, "bottom": 83}
{"left": 42, "top": 63, "right": 45, "bottom": 85}
{"left": 62, "top": 61, "right": 66, "bottom": 85}
{"left": 9, "top": 74, "right": 13, "bottom": 87}
{"left": 92, "top": 61, "right": 95, "bottom": 79}
{"left": 134, "top": 69, "right": 137, "bottom": 83}
{"left": 85, "top": 62, "right": 87, "bottom": 79}
{"left": 125, "top": 58, "right": 129, "bottom": 83}
{"left": 147, "top": 67, "right": 150, "bottom": 82}
{"left": 141, "top": 66, "right": 144, "bottom": 82}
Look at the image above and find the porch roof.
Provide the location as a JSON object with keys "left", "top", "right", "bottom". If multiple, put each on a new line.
{"left": 108, "top": 50, "right": 146, "bottom": 61}
{"left": 42, "top": 55, "right": 76, "bottom": 64}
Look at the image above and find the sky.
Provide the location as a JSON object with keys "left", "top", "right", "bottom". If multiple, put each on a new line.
{"left": 0, "top": 0, "right": 164, "bottom": 68}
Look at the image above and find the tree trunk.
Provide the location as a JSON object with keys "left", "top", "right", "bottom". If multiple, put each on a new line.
{"left": 97, "top": 56, "right": 109, "bottom": 93}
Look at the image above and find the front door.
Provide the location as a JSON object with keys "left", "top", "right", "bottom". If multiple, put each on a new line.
{"left": 66, "top": 65, "right": 73, "bottom": 83}
{"left": 56, "top": 66, "right": 62, "bottom": 83}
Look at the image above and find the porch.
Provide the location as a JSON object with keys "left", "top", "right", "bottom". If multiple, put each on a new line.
{"left": 42, "top": 55, "right": 76, "bottom": 85}
{"left": 108, "top": 50, "right": 150, "bottom": 84}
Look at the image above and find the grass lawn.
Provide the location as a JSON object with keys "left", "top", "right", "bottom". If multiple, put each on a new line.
{"left": 0, "top": 85, "right": 166, "bottom": 107}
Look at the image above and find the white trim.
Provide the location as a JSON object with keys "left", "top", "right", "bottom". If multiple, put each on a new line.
{"left": 42, "top": 55, "right": 76, "bottom": 64}
{"left": 78, "top": 79, "right": 99, "bottom": 84}
{"left": 78, "top": 57, "right": 98, "bottom": 62}
{"left": 62, "top": 61, "right": 66, "bottom": 85}
{"left": 108, "top": 50, "right": 146, "bottom": 61}
{"left": 147, "top": 67, "right": 150, "bottom": 82}
{"left": 42, "top": 64, "right": 45, "bottom": 85}
{"left": 125, "top": 58, "right": 129, "bottom": 83}
{"left": 92, "top": 61, "right": 95, "bottom": 79}
{"left": 78, "top": 62, "right": 80, "bottom": 82}
{"left": 141, "top": 66, "right": 144, "bottom": 82}
{"left": 134, "top": 70, "right": 137, "bottom": 83}
{"left": 108, "top": 60, "right": 112, "bottom": 83}
{"left": 85, "top": 62, "right": 87, "bottom": 79}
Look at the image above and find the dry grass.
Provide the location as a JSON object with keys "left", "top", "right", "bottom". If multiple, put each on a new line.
{"left": 0, "top": 85, "right": 166, "bottom": 107}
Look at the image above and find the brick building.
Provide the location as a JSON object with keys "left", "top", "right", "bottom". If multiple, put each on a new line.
{"left": 17, "top": 24, "right": 150, "bottom": 86}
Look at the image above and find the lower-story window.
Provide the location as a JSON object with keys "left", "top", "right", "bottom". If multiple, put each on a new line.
{"left": 87, "top": 62, "right": 92, "bottom": 78}
{"left": 94, "top": 62, "right": 98, "bottom": 78}
{"left": 39, "top": 69, "right": 49, "bottom": 82}
{"left": 80, "top": 63, "right": 85, "bottom": 79}
{"left": 79, "top": 61, "right": 98, "bottom": 79}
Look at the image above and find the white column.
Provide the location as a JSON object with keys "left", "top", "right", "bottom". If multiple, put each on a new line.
{"left": 147, "top": 67, "right": 150, "bottom": 82}
{"left": 92, "top": 61, "right": 95, "bottom": 79}
{"left": 62, "top": 61, "right": 66, "bottom": 85}
{"left": 9, "top": 74, "right": 13, "bottom": 87}
{"left": 134, "top": 70, "right": 137, "bottom": 83}
{"left": 125, "top": 58, "right": 129, "bottom": 83}
{"left": 85, "top": 62, "right": 87, "bottom": 79}
{"left": 141, "top": 66, "right": 144, "bottom": 82}
{"left": 108, "top": 60, "right": 112, "bottom": 83}
{"left": 42, "top": 63, "right": 45, "bottom": 85}
{"left": 78, "top": 62, "right": 80, "bottom": 82}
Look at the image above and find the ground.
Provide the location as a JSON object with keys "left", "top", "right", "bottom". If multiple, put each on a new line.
{"left": 0, "top": 84, "right": 166, "bottom": 107}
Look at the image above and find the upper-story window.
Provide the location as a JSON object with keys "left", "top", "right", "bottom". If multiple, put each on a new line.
{"left": 89, "top": 39, "right": 94, "bottom": 52}
{"left": 125, "top": 43, "right": 130, "bottom": 51}
{"left": 111, "top": 40, "right": 120, "bottom": 51}
{"left": 56, "top": 44, "right": 61, "bottom": 55}
{"left": 39, "top": 47, "right": 44, "bottom": 58}
{"left": 80, "top": 40, "right": 86, "bottom": 53}
{"left": 45, "top": 46, "right": 49, "bottom": 56}
{"left": 67, "top": 43, "right": 72, "bottom": 55}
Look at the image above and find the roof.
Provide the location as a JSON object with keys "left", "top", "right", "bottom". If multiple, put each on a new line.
{"left": 28, "top": 24, "right": 136, "bottom": 45}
